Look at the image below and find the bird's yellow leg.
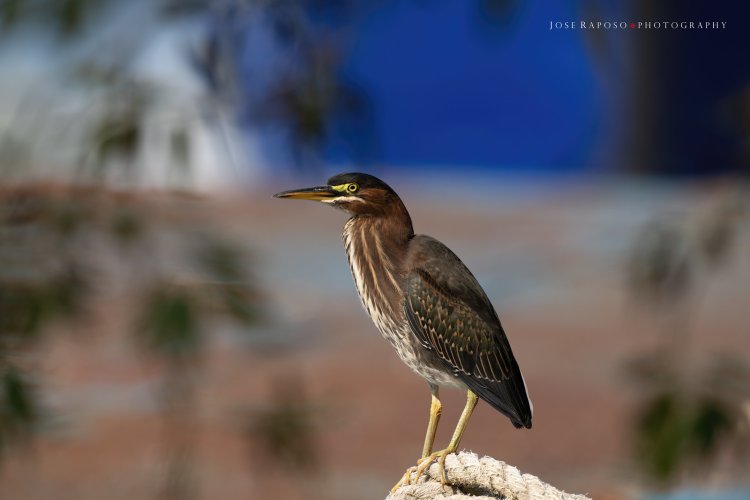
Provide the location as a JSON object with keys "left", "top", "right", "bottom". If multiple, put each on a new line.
{"left": 391, "top": 385, "right": 443, "bottom": 492}
{"left": 422, "top": 385, "right": 442, "bottom": 458}
{"left": 413, "top": 390, "right": 478, "bottom": 487}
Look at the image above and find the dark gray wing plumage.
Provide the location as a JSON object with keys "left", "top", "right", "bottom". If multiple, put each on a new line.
{"left": 404, "top": 236, "right": 532, "bottom": 429}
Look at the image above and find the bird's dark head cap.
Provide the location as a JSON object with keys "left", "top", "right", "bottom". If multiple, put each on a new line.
{"left": 325, "top": 172, "right": 394, "bottom": 192}
{"left": 274, "top": 172, "right": 403, "bottom": 216}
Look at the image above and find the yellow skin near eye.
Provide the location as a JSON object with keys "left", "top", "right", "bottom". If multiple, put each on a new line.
{"left": 332, "top": 183, "right": 359, "bottom": 193}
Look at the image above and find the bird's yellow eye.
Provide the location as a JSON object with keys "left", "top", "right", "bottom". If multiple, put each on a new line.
{"left": 347, "top": 183, "right": 359, "bottom": 193}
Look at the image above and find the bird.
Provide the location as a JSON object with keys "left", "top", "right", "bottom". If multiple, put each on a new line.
{"left": 274, "top": 172, "right": 532, "bottom": 491}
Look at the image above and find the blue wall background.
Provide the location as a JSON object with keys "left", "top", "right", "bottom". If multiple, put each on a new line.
{"left": 225, "top": 0, "right": 750, "bottom": 176}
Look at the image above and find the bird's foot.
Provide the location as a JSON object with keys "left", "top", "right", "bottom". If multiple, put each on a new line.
{"left": 415, "top": 448, "right": 452, "bottom": 487}
{"left": 390, "top": 448, "right": 455, "bottom": 493}
{"left": 390, "top": 465, "right": 419, "bottom": 493}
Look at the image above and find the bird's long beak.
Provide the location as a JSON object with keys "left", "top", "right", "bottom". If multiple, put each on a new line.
{"left": 273, "top": 185, "right": 337, "bottom": 201}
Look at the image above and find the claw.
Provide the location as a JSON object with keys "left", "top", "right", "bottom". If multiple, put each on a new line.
{"left": 390, "top": 466, "right": 416, "bottom": 493}
{"left": 391, "top": 449, "right": 456, "bottom": 493}
{"left": 437, "top": 452, "right": 449, "bottom": 486}
{"left": 413, "top": 451, "right": 439, "bottom": 481}
{"left": 415, "top": 448, "right": 453, "bottom": 486}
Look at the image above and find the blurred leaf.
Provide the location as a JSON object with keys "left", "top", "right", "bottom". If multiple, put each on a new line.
{"left": 57, "top": 0, "right": 90, "bottom": 36}
{"left": 90, "top": 83, "right": 152, "bottom": 174}
{"left": 266, "top": 47, "right": 344, "bottom": 163}
{"left": 2, "top": 368, "right": 35, "bottom": 422}
{"left": 697, "top": 198, "right": 744, "bottom": 269}
{"left": 636, "top": 388, "right": 739, "bottom": 483}
{"left": 627, "top": 222, "right": 692, "bottom": 306}
{"left": 276, "top": 77, "right": 329, "bottom": 148}
{"left": 50, "top": 199, "right": 85, "bottom": 237}
{"left": 690, "top": 398, "right": 732, "bottom": 456}
{"left": 191, "top": 238, "right": 263, "bottom": 326}
{"left": 0, "top": 282, "right": 45, "bottom": 337}
{"left": 0, "top": 283, "right": 50, "bottom": 336}
{"left": 267, "top": 0, "right": 307, "bottom": 45}
{"left": 0, "top": 0, "right": 22, "bottom": 30}
{"left": 138, "top": 286, "right": 201, "bottom": 359}
{"left": 636, "top": 391, "right": 691, "bottom": 482}
{"left": 110, "top": 207, "right": 144, "bottom": 245}
{"left": 93, "top": 114, "right": 141, "bottom": 166}
{"left": 194, "top": 238, "right": 246, "bottom": 282}
{"left": 46, "top": 265, "right": 89, "bottom": 318}
{"left": 0, "top": 367, "right": 38, "bottom": 448}
{"left": 245, "top": 378, "right": 319, "bottom": 472}
{"left": 217, "top": 283, "right": 261, "bottom": 326}
{"left": 0, "top": 267, "right": 87, "bottom": 338}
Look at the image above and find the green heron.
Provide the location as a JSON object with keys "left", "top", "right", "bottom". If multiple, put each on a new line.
{"left": 274, "top": 173, "right": 532, "bottom": 490}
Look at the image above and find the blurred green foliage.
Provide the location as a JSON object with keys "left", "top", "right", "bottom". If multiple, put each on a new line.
{"left": 139, "top": 286, "right": 201, "bottom": 359}
{"left": 0, "top": 0, "right": 367, "bottom": 173}
{"left": 0, "top": 0, "right": 21, "bottom": 29}
{"left": 137, "top": 238, "right": 263, "bottom": 361}
{"left": 634, "top": 376, "right": 739, "bottom": 483}
{"left": 0, "top": 368, "right": 38, "bottom": 451}
{"left": 0, "top": 0, "right": 530, "bottom": 175}
{"left": 0, "top": 5, "right": 270, "bottom": 493}
{"left": 0, "top": 273, "right": 85, "bottom": 339}
{"left": 1, "top": 190, "right": 94, "bottom": 455}
{"left": 57, "top": 0, "right": 93, "bottom": 36}
{"left": 245, "top": 377, "right": 320, "bottom": 473}
{"left": 0, "top": 186, "right": 264, "bottom": 473}
{"left": 110, "top": 206, "right": 144, "bottom": 245}
{"left": 0, "top": 1, "right": 202, "bottom": 185}
{"left": 626, "top": 190, "right": 749, "bottom": 486}
{"left": 0, "top": 0, "right": 200, "bottom": 37}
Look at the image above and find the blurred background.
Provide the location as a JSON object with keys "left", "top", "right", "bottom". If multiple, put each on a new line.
{"left": 0, "top": 1, "right": 749, "bottom": 499}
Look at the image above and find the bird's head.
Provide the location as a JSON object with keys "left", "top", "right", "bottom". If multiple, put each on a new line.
{"left": 274, "top": 172, "right": 403, "bottom": 217}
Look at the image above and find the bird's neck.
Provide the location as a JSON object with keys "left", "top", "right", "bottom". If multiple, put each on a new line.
{"left": 342, "top": 210, "right": 413, "bottom": 325}
{"left": 343, "top": 206, "right": 414, "bottom": 269}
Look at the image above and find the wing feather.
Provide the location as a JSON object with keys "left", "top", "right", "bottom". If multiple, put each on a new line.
{"left": 404, "top": 237, "right": 532, "bottom": 429}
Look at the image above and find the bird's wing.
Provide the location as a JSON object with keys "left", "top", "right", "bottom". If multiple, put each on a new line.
{"left": 404, "top": 236, "right": 532, "bottom": 428}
